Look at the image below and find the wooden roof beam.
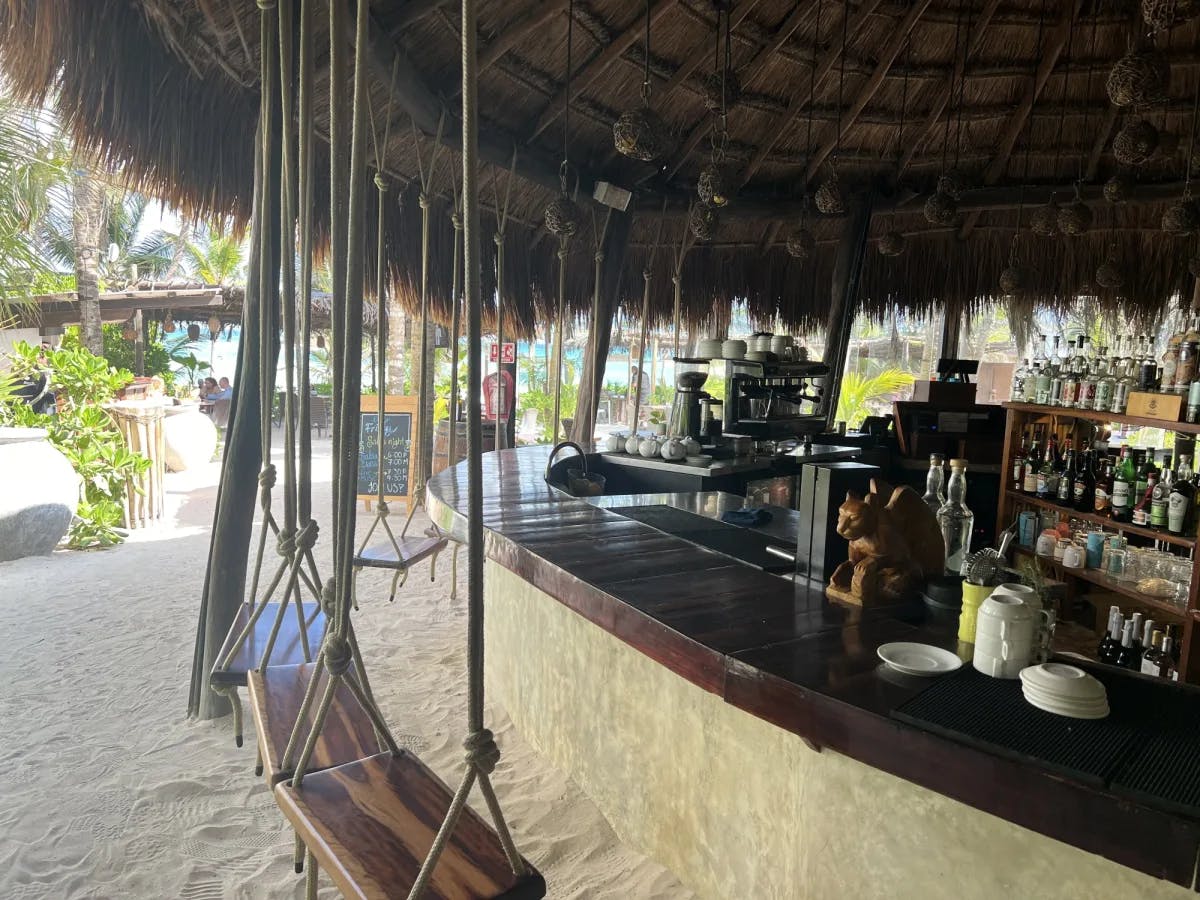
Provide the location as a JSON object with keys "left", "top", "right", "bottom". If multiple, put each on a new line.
{"left": 739, "top": 0, "right": 887, "bottom": 186}
{"left": 802, "top": 0, "right": 932, "bottom": 184}
{"left": 358, "top": 7, "right": 593, "bottom": 199}
{"left": 479, "top": 2, "right": 562, "bottom": 71}
{"left": 958, "top": 0, "right": 1084, "bottom": 239}
{"left": 895, "top": 0, "right": 1001, "bottom": 180}
{"left": 658, "top": 0, "right": 766, "bottom": 98}
{"left": 665, "top": 0, "right": 817, "bottom": 179}
{"left": 529, "top": 0, "right": 680, "bottom": 142}
{"left": 387, "top": 0, "right": 454, "bottom": 30}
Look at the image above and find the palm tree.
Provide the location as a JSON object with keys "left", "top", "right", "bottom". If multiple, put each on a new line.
{"left": 185, "top": 220, "right": 246, "bottom": 286}
{"left": 835, "top": 368, "right": 916, "bottom": 429}
{"left": 0, "top": 96, "right": 69, "bottom": 316}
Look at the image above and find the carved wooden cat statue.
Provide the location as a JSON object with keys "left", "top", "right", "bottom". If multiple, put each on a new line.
{"left": 826, "top": 478, "right": 945, "bottom": 607}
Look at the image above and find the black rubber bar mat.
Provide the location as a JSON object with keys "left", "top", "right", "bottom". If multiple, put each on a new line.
{"left": 607, "top": 505, "right": 793, "bottom": 572}
{"left": 893, "top": 667, "right": 1139, "bottom": 786}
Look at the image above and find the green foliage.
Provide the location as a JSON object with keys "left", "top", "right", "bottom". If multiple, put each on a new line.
{"left": 835, "top": 368, "right": 915, "bottom": 429}
{"left": 1, "top": 339, "right": 149, "bottom": 549}
{"left": 517, "top": 360, "right": 578, "bottom": 443}
{"left": 185, "top": 220, "right": 246, "bottom": 285}
{"left": 100, "top": 323, "right": 207, "bottom": 394}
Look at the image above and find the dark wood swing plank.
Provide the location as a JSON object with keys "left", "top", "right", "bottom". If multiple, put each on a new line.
{"left": 353, "top": 536, "right": 448, "bottom": 571}
{"left": 275, "top": 751, "right": 546, "bottom": 900}
{"left": 210, "top": 601, "right": 327, "bottom": 687}
{"left": 247, "top": 663, "right": 380, "bottom": 786}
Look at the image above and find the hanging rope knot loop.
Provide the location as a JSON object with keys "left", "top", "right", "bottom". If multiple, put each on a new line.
{"left": 451, "top": 213, "right": 462, "bottom": 230}
{"left": 296, "top": 519, "right": 319, "bottom": 551}
{"left": 323, "top": 634, "right": 353, "bottom": 675}
{"left": 643, "top": 268, "right": 652, "bottom": 282}
{"left": 376, "top": 499, "right": 390, "bottom": 517}
{"left": 374, "top": 173, "right": 389, "bottom": 192}
{"left": 276, "top": 529, "right": 297, "bottom": 558}
{"left": 258, "top": 464, "right": 277, "bottom": 504}
{"left": 672, "top": 274, "right": 681, "bottom": 287}
{"left": 419, "top": 192, "right": 430, "bottom": 211}
{"left": 463, "top": 729, "right": 501, "bottom": 775}
{"left": 595, "top": 250, "right": 605, "bottom": 264}
{"left": 493, "top": 231, "right": 504, "bottom": 247}
{"left": 320, "top": 580, "right": 338, "bottom": 617}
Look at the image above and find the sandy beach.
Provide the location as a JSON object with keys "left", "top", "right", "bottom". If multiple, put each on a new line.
{"left": 0, "top": 437, "right": 693, "bottom": 899}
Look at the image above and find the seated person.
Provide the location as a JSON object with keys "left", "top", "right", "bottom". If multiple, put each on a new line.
{"left": 209, "top": 376, "right": 233, "bottom": 401}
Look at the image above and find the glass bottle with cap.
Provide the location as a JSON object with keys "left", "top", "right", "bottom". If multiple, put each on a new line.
{"left": 937, "top": 458, "right": 975, "bottom": 575}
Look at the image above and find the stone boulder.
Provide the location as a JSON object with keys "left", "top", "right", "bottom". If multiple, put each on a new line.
{"left": 0, "top": 427, "right": 79, "bottom": 561}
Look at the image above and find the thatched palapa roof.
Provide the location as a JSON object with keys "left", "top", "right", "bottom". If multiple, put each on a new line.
{"left": 2, "top": 0, "right": 1199, "bottom": 336}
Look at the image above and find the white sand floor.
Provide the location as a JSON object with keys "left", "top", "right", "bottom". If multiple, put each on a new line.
{"left": 0, "top": 436, "right": 694, "bottom": 899}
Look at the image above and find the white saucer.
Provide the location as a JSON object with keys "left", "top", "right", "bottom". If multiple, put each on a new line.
{"left": 877, "top": 642, "right": 963, "bottom": 677}
{"left": 1023, "top": 689, "right": 1109, "bottom": 720}
{"left": 1021, "top": 683, "right": 1109, "bottom": 713}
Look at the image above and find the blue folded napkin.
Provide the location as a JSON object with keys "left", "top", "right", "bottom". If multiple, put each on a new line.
{"left": 721, "top": 507, "right": 773, "bottom": 527}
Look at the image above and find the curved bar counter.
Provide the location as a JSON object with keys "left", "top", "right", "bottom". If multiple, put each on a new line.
{"left": 428, "top": 446, "right": 1199, "bottom": 899}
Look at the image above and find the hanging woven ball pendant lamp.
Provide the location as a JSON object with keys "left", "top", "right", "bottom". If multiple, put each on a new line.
{"left": 697, "top": 5, "right": 736, "bottom": 209}
{"left": 878, "top": 230, "right": 907, "bottom": 257}
{"left": 690, "top": 202, "right": 719, "bottom": 241}
{"left": 1143, "top": 0, "right": 1200, "bottom": 31}
{"left": 545, "top": 0, "right": 583, "bottom": 237}
{"left": 1030, "top": 197, "right": 1059, "bottom": 237}
{"left": 1096, "top": 245, "right": 1125, "bottom": 289}
{"left": 1113, "top": 118, "right": 1160, "bottom": 165}
{"left": 613, "top": 0, "right": 671, "bottom": 162}
{"left": 1104, "top": 173, "right": 1133, "bottom": 203}
{"left": 1107, "top": 43, "right": 1170, "bottom": 107}
{"left": 1058, "top": 185, "right": 1094, "bottom": 236}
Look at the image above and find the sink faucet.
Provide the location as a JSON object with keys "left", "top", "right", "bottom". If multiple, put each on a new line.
{"left": 545, "top": 440, "right": 587, "bottom": 482}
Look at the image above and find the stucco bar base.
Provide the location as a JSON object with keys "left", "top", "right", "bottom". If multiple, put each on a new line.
{"left": 484, "top": 562, "right": 1191, "bottom": 900}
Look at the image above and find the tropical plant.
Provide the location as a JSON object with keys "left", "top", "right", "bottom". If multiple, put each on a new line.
{"left": 185, "top": 219, "right": 246, "bottom": 285}
{"left": 834, "top": 368, "right": 916, "bottom": 429}
{"left": 2, "top": 338, "right": 150, "bottom": 549}
{"left": 40, "top": 188, "right": 180, "bottom": 282}
{"left": 0, "top": 96, "right": 69, "bottom": 313}
{"left": 100, "top": 323, "right": 205, "bottom": 393}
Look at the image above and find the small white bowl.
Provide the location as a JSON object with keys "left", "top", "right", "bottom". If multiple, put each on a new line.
{"left": 685, "top": 454, "right": 713, "bottom": 466}
{"left": 1019, "top": 663, "right": 1107, "bottom": 703}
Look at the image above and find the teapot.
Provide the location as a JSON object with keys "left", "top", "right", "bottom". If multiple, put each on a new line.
{"left": 638, "top": 436, "right": 661, "bottom": 458}
{"left": 660, "top": 437, "right": 687, "bottom": 461}
{"left": 605, "top": 432, "right": 627, "bottom": 453}
{"left": 625, "top": 434, "right": 642, "bottom": 455}
{"left": 681, "top": 436, "right": 702, "bottom": 457}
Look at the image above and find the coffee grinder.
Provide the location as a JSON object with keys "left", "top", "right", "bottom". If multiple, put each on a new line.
{"left": 667, "top": 357, "right": 710, "bottom": 440}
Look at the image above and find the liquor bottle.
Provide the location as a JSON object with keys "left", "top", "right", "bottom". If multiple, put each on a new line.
{"left": 1049, "top": 344, "right": 1065, "bottom": 406}
{"left": 1110, "top": 445, "right": 1135, "bottom": 522}
{"left": 1141, "top": 630, "right": 1166, "bottom": 676}
{"left": 1151, "top": 455, "right": 1174, "bottom": 529}
{"left": 1056, "top": 440, "right": 1076, "bottom": 505}
{"left": 1060, "top": 338, "right": 1079, "bottom": 408}
{"left": 1135, "top": 448, "right": 1157, "bottom": 500}
{"left": 1079, "top": 343, "right": 1099, "bottom": 409}
{"left": 1129, "top": 612, "right": 1145, "bottom": 657}
{"left": 1097, "top": 605, "right": 1121, "bottom": 662}
{"left": 1011, "top": 431, "right": 1028, "bottom": 492}
{"left": 1132, "top": 469, "right": 1158, "bottom": 526}
{"left": 1095, "top": 456, "right": 1115, "bottom": 516}
{"left": 1023, "top": 432, "right": 1041, "bottom": 494}
{"left": 937, "top": 458, "right": 975, "bottom": 575}
{"left": 1113, "top": 351, "right": 1138, "bottom": 414}
{"left": 1162, "top": 338, "right": 1180, "bottom": 394}
{"left": 1036, "top": 359, "right": 1053, "bottom": 405}
{"left": 1163, "top": 632, "right": 1180, "bottom": 681}
{"left": 1038, "top": 434, "right": 1059, "bottom": 499}
{"left": 1095, "top": 348, "right": 1116, "bottom": 412}
{"left": 922, "top": 453, "right": 946, "bottom": 514}
{"left": 1073, "top": 449, "right": 1096, "bottom": 513}
{"left": 1139, "top": 335, "right": 1158, "bottom": 391}
{"left": 1011, "top": 358, "right": 1030, "bottom": 401}
{"left": 1168, "top": 455, "right": 1195, "bottom": 537}
{"left": 1114, "top": 618, "right": 1140, "bottom": 669}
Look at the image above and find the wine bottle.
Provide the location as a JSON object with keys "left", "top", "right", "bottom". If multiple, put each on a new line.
{"left": 1141, "top": 630, "right": 1166, "bottom": 677}
{"left": 1110, "top": 445, "right": 1135, "bottom": 523}
{"left": 1151, "top": 457, "right": 1173, "bottom": 529}
{"left": 1114, "top": 619, "right": 1139, "bottom": 669}
{"left": 1057, "top": 441, "right": 1075, "bottom": 505}
{"left": 1074, "top": 450, "right": 1096, "bottom": 513}
{"left": 1097, "top": 605, "right": 1121, "bottom": 663}
{"left": 1023, "top": 432, "right": 1041, "bottom": 494}
{"left": 1168, "top": 455, "right": 1195, "bottom": 537}
{"left": 1095, "top": 457, "right": 1115, "bottom": 516}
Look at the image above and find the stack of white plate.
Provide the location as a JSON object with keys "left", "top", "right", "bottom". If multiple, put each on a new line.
{"left": 697, "top": 338, "right": 724, "bottom": 359}
{"left": 769, "top": 335, "right": 793, "bottom": 355}
{"left": 1019, "top": 663, "right": 1109, "bottom": 719}
{"left": 722, "top": 339, "right": 747, "bottom": 359}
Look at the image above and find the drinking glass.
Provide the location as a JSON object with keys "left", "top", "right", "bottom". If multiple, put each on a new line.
{"left": 1107, "top": 548, "right": 1128, "bottom": 581}
{"left": 1171, "top": 560, "right": 1193, "bottom": 609}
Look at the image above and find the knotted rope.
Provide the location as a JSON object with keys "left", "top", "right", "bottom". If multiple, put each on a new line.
{"left": 491, "top": 146, "right": 518, "bottom": 452}
{"left": 630, "top": 203, "right": 667, "bottom": 433}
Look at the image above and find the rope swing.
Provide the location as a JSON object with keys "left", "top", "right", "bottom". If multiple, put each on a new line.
{"left": 208, "top": 0, "right": 323, "bottom": 749}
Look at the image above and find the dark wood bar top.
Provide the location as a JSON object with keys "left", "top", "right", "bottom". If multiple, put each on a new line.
{"left": 426, "top": 446, "right": 1200, "bottom": 889}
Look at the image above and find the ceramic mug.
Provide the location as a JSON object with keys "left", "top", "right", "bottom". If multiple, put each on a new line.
{"left": 974, "top": 593, "right": 1051, "bottom": 678}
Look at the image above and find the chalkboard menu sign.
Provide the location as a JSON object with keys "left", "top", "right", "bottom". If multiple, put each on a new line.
{"left": 357, "top": 395, "right": 418, "bottom": 505}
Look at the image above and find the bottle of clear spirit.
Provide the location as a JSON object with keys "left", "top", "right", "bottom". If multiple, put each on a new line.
{"left": 938, "top": 458, "right": 975, "bottom": 575}
{"left": 922, "top": 453, "right": 946, "bottom": 514}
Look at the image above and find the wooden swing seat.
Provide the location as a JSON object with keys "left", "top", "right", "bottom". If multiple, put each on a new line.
{"left": 247, "top": 662, "right": 381, "bottom": 787}
{"left": 211, "top": 601, "right": 327, "bottom": 687}
{"left": 275, "top": 751, "right": 546, "bottom": 900}
{"left": 353, "top": 536, "right": 447, "bottom": 571}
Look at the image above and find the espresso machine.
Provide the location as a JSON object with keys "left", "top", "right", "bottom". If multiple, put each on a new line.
{"left": 667, "top": 357, "right": 710, "bottom": 440}
{"left": 722, "top": 358, "right": 830, "bottom": 438}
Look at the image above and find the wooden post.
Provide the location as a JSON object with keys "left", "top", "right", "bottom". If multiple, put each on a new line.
{"left": 822, "top": 192, "right": 874, "bottom": 429}
{"left": 134, "top": 309, "right": 145, "bottom": 377}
